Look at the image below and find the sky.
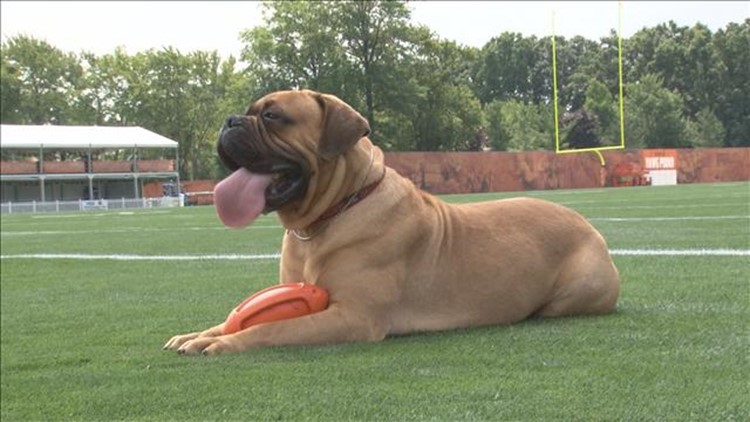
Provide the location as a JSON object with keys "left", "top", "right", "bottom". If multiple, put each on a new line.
{"left": 1, "top": 1, "right": 748, "bottom": 59}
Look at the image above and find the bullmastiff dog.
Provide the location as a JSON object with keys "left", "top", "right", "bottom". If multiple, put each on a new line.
{"left": 164, "top": 89, "right": 620, "bottom": 356}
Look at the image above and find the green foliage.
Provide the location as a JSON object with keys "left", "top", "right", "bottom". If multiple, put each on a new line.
{"left": 405, "top": 33, "right": 485, "bottom": 151}
{"left": 686, "top": 108, "right": 727, "bottom": 148}
{"left": 627, "top": 22, "right": 718, "bottom": 118}
{"left": 473, "top": 32, "right": 537, "bottom": 103}
{"left": 0, "top": 50, "right": 21, "bottom": 123}
{"left": 584, "top": 78, "right": 619, "bottom": 144}
{"left": 560, "top": 109, "right": 601, "bottom": 149}
{"left": 240, "top": 2, "right": 349, "bottom": 96}
{"left": 483, "top": 100, "right": 508, "bottom": 151}
{"left": 1, "top": 9, "right": 747, "bottom": 160}
{"left": 77, "top": 48, "right": 134, "bottom": 125}
{"left": 625, "top": 74, "right": 690, "bottom": 148}
{"left": 125, "top": 49, "right": 236, "bottom": 180}
{"left": 494, "top": 99, "right": 554, "bottom": 151}
{"left": 555, "top": 36, "right": 605, "bottom": 110}
{"left": 0, "top": 35, "right": 84, "bottom": 125}
{"left": 335, "top": 0, "right": 413, "bottom": 137}
{"left": 711, "top": 20, "right": 750, "bottom": 146}
{"left": 1, "top": 183, "right": 748, "bottom": 420}
{"left": 1, "top": 38, "right": 250, "bottom": 180}
{"left": 241, "top": 0, "right": 415, "bottom": 145}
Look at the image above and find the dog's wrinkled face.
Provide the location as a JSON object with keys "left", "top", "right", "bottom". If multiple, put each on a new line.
{"left": 216, "top": 90, "right": 370, "bottom": 217}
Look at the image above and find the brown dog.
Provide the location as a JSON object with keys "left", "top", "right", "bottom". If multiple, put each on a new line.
{"left": 164, "top": 90, "right": 620, "bottom": 356}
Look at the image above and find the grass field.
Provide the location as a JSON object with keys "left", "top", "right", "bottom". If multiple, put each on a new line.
{"left": 1, "top": 181, "right": 748, "bottom": 421}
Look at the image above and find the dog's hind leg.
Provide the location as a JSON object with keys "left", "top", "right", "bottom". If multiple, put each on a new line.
{"left": 536, "top": 243, "right": 620, "bottom": 318}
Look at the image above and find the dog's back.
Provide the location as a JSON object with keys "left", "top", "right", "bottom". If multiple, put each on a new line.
{"left": 384, "top": 179, "right": 620, "bottom": 334}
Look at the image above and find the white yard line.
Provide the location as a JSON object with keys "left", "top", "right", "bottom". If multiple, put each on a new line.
{"left": 3, "top": 215, "right": 747, "bottom": 236}
{"left": 0, "top": 253, "right": 282, "bottom": 261}
{"left": 27, "top": 211, "right": 173, "bottom": 219}
{"left": 0, "top": 225, "right": 283, "bottom": 236}
{"left": 566, "top": 202, "right": 749, "bottom": 209}
{"left": 609, "top": 249, "right": 749, "bottom": 256}
{"left": 2, "top": 249, "right": 749, "bottom": 260}
{"left": 590, "top": 215, "right": 749, "bottom": 222}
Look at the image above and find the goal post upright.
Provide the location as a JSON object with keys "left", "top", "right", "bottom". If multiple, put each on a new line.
{"left": 617, "top": 0, "right": 626, "bottom": 149}
{"left": 551, "top": 1, "right": 626, "bottom": 172}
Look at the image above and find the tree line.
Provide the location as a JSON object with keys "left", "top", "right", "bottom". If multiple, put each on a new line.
{"left": 2, "top": 1, "right": 747, "bottom": 180}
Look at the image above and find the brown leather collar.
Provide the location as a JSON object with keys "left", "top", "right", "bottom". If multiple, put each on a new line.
{"left": 289, "top": 166, "right": 386, "bottom": 241}
{"left": 310, "top": 166, "right": 386, "bottom": 228}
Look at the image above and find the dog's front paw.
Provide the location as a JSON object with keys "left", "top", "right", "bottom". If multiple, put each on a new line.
{"left": 175, "top": 336, "right": 235, "bottom": 356}
{"left": 163, "top": 332, "right": 203, "bottom": 351}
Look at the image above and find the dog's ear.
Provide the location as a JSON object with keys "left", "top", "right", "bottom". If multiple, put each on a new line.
{"left": 316, "top": 93, "right": 370, "bottom": 161}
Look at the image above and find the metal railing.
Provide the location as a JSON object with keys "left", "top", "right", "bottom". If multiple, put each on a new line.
{"left": 1, "top": 197, "right": 183, "bottom": 214}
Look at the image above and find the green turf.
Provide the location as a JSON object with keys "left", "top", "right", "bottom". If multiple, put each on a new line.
{"left": 1, "top": 182, "right": 749, "bottom": 421}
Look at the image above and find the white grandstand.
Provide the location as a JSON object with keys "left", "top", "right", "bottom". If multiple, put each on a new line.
{"left": 1, "top": 125, "right": 180, "bottom": 213}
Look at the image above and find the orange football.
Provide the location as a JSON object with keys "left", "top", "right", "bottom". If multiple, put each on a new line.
{"left": 221, "top": 282, "right": 329, "bottom": 335}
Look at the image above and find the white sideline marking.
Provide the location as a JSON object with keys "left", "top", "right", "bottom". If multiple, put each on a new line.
{"left": 591, "top": 215, "right": 749, "bottom": 222}
{"left": 566, "top": 201, "right": 749, "bottom": 209}
{"left": 3, "top": 216, "right": 746, "bottom": 237}
{"left": 0, "top": 225, "right": 283, "bottom": 237}
{"left": 0, "top": 253, "right": 281, "bottom": 261}
{"left": 1, "top": 249, "right": 748, "bottom": 260}
{"left": 28, "top": 211, "right": 172, "bottom": 219}
{"left": 610, "top": 249, "right": 749, "bottom": 256}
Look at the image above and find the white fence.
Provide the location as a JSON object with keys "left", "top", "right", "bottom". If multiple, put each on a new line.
{"left": 1, "top": 197, "right": 183, "bottom": 214}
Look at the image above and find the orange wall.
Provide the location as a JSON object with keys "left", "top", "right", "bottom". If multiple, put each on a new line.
{"left": 384, "top": 148, "right": 750, "bottom": 194}
{"left": 143, "top": 148, "right": 749, "bottom": 199}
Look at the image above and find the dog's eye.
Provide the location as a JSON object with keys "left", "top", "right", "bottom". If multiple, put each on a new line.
{"left": 263, "top": 110, "right": 294, "bottom": 125}
{"left": 262, "top": 110, "right": 280, "bottom": 121}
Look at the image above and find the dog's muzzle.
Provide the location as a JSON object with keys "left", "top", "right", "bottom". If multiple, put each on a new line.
{"left": 217, "top": 115, "right": 309, "bottom": 211}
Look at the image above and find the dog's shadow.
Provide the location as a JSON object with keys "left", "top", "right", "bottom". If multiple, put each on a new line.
{"left": 234, "top": 309, "right": 626, "bottom": 365}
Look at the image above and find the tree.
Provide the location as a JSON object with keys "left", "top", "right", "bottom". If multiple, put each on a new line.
{"left": 711, "top": 20, "right": 749, "bottom": 146}
{"left": 560, "top": 109, "right": 601, "bottom": 149}
{"left": 497, "top": 99, "right": 554, "bottom": 151}
{"left": 4, "top": 16, "right": 746, "bottom": 160}
{"left": 239, "top": 1, "right": 350, "bottom": 98}
{"left": 624, "top": 73, "right": 690, "bottom": 148}
{"left": 239, "top": 0, "right": 415, "bottom": 143}
{"left": 554, "top": 35, "right": 603, "bottom": 111}
{"left": 404, "top": 30, "right": 485, "bottom": 151}
{"left": 77, "top": 48, "right": 135, "bottom": 125}
{"left": 483, "top": 100, "right": 508, "bottom": 151}
{"left": 121, "top": 48, "right": 240, "bottom": 180}
{"left": 626, "top": 22, "right": 720, "bottom": 119}
{"left": 686, "top": 108, "right": 726, "bottom": 148}
{"left": 575, "top": 30, "right": 632, "bottom": 104}
{"left": 0, "top": 35, "right": 84, "bottom": 125}
{"left": 335, "top": 0, "right": 413, "bottom": 139}
{"left": 472, "top": 32, "right": 538, "bottom": 104}
{"left": 0, "top": 49, "right": 21, "bottom": 123}
{"left": 583, "top": 78, "right": 619, "bottom": 144}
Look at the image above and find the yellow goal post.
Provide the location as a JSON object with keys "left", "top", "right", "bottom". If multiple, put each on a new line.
{"left": 551, "top": 1, "right": 626, "bottom": 166}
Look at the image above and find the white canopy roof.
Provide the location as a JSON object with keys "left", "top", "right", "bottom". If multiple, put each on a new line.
{"left": 0, "top": 125, "right": 178, "bottom": 149}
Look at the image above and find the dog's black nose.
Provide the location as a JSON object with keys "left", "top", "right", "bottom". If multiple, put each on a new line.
{"left": 218, "top": 115, "right": 248, "bottom": 172}
{"left": 224, "top": 115, "right": 245, "bottom": 129}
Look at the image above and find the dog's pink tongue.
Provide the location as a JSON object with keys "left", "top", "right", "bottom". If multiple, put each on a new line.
{"left": 214, "top": 168, "right": 273, "bottom": 229}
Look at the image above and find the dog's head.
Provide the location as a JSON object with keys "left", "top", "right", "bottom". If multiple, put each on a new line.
{"left": 215, "top": 90, "right": 371, "bottom": 228}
